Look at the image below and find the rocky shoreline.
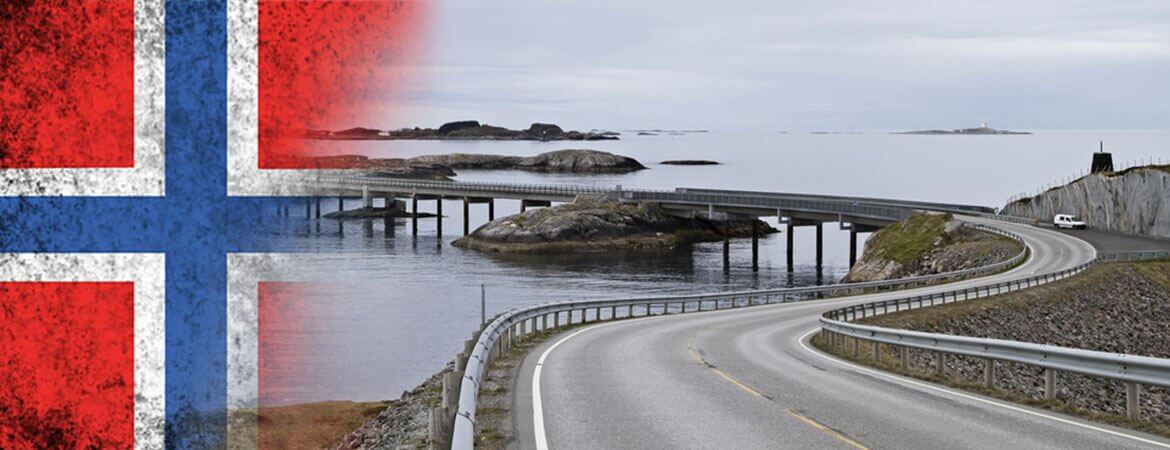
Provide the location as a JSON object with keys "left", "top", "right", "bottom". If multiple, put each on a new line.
{"left": 307, "top": 121, "right": 618, "bottom": 142}
{"left": 453, "top": 198, "right": 776, "bottom": 253}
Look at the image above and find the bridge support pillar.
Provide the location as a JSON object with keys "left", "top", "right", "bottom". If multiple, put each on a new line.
{"left": 338, "top": 196, "right": 343, "bottom": 214}
{"left": 463, "top": 197, "right": 470, "bottom": 236}
{"left": 488, "top": 199, "right": 495, "bottom": 221}
{"left": 362, "top": 185, "right": 372, "bottom": 209}
{"left": 786, "top": 222, "right": 794, "bottom": 272}
{"left": 411, "top": 196, "right": 418, "bottom": 235}
{"left": 815, "top": 223, "right": 824, "bottom": 271}
{"left": 304, "top": 199, "right": 311, "bottom": 218}
{"left": 849, "top": 229, "right": 858, "bottom": 267}
{"left": 315, "top": 197, "right": 321, "bottom": 218}
{"left": 722, "top": 221, "right": 730, "bottom": 271}
{"left": 384, "top": 216, "right": 394, "bottom": 238}
{"left": 751, "top": 221, "right": 759, "bottom": 271}
{"left": 520, "top": 199, "right": 528, "bottom": 213}
{"left": 436, "top": 198, "right": 443, "bottom": 237}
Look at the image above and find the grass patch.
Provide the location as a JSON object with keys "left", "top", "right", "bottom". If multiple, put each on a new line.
{"left": 229, "top": 400, "right": 392, "bottom": 450}
{"left": 862, "top": 212, "right": 952, "bottom": 264}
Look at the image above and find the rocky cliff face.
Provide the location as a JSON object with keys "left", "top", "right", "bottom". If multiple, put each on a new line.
{"left": 842, "top": 213, "right": 1022, "bottom": 283}
{"left": 453, "top": 198, "right": 774, "bottom": 253}
{"left": 1001, "top": 166, "right": 1170, "bottom": 239}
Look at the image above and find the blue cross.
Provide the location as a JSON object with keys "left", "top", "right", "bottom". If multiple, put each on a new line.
{"left": 0, "top": 3, "right": 300, "bottom": 447}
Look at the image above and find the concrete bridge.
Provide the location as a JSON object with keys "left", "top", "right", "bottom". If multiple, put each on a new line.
{"left": 302, "top": 175, "right": 1003, "bottom": 271}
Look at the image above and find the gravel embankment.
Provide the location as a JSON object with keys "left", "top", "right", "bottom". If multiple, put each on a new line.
{"left": 863, "top": 261, "right": 1170, "bottom": 426}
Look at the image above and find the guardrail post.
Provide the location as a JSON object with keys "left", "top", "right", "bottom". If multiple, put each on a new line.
{"left": 429, "top": 406, "right": 451, "bottom": 449}
{"left": 872, "top": 341, "right": 880, "bottom": 363}
{"left": 852, "top": 338, "right": 860, "bottom": 358}
{"left": 934, "top": 352, "right": 945, "bottom": 377}
{"left": 983, "top": 358, "right": 995, "bottom": 388}
{"left": 1044, "top": 368, "right": 1057, "bottom": 401}
{"left": 900, "top": 346, "right": 909, "bottom": 370}
{"left": 1126, "top": 382, "right": 1141, "bottom": 421}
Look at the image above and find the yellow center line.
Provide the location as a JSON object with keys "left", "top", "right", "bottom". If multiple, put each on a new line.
{"left": 785, "top": 409, "right": 870, "bottom": 450}
{"left": 686, "top": 336, "right": 870, "bottom": 450}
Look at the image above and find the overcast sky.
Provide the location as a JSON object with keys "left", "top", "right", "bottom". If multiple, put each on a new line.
{"left": 375, "top": 0, "right": 1170, "bottom": 132}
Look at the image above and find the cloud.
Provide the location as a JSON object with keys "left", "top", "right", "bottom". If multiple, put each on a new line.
{"left": 379, "top": 0, "right": 1170, "bottom": 130}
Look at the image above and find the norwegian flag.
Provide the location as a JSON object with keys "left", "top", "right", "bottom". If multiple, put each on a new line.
{"left": 0, "top": 1, "right": 421, "bottom": 448}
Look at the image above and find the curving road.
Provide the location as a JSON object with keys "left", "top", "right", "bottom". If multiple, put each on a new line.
{"left": 510, "top": 217, "right": 1170, "bottom": 449}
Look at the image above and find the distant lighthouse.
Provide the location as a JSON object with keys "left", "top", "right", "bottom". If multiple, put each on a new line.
{"left": 980, "top": 122, "right": 988, "bottom": 128}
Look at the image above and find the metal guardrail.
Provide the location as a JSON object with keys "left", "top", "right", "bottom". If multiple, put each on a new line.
{"left": 446, "top": 223, "right": 1027, "bottom": 448}
{"left": 675, "top": 187, "right": 996, "bottom": 214}
{"left": 818, "top": 250, "right": 1170, "bottom": 422}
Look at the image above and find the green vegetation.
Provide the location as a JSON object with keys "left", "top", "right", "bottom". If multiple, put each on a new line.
{"left": 861, "top": 212, "right": 952, "bottom": 264}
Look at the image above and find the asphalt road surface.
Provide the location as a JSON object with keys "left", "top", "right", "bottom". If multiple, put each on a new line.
{"left": 512, "top": 217, "right": 1170, "bottom": 449}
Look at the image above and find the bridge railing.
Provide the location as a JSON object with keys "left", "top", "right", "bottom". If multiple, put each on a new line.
{"left": 307, "top": 175, "right": 972, "bottom": 223}
{"left": 675, "top": 187, "right": 997, "bottom": 214}
{"left": 446, "top": 222, "right": 1027, "bottom": 448}
{"left": 818, "top": 250, "right": 1170, "bottom": 422}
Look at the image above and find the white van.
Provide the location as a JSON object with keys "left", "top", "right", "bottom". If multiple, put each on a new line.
{"left": 1053, "top": 214, "right": 1087, "bottom": 230}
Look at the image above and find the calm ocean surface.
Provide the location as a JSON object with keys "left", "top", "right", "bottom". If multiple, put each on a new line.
{"left": 270, "top": 130, "right": 1170, "bottom": 405}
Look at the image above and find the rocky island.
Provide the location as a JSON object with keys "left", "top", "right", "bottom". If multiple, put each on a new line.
{"left": 408, "top": 149, "right": 645, "bottom": 173}
{"left": 309, "top": 149, "right": 646, "bottom": 179}
{"left": 660, "top": 160, "right": 720, "bottom": 166}
{"left": 452, "top": 198, "right": 776, "bottom": 253}
{"left": 894, "top": 123, "right": 1031, "bottom": 135}
{"left": 306, "top": 121, "right": 619, "bottom": 141}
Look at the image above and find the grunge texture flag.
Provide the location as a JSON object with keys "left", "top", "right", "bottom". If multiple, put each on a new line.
{"left": 0, "top": 1, "right": 423, "bottom": 447}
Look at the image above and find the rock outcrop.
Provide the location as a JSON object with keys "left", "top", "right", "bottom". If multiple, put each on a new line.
{"left": 1001, "top": 165, "right": 1170, "bottom": 239}
{"left": 842, "top": 213, "right": 1023, "bottom": 283}
{"left": 452, "top": 198, "right": 775, "bottom": 253}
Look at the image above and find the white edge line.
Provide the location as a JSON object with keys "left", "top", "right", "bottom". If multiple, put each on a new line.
{"left": 532, "top": 316, "right": 658, "bottom": 450}
{"left": 797, "top": 327, "right": 1170, "bottom": 449}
